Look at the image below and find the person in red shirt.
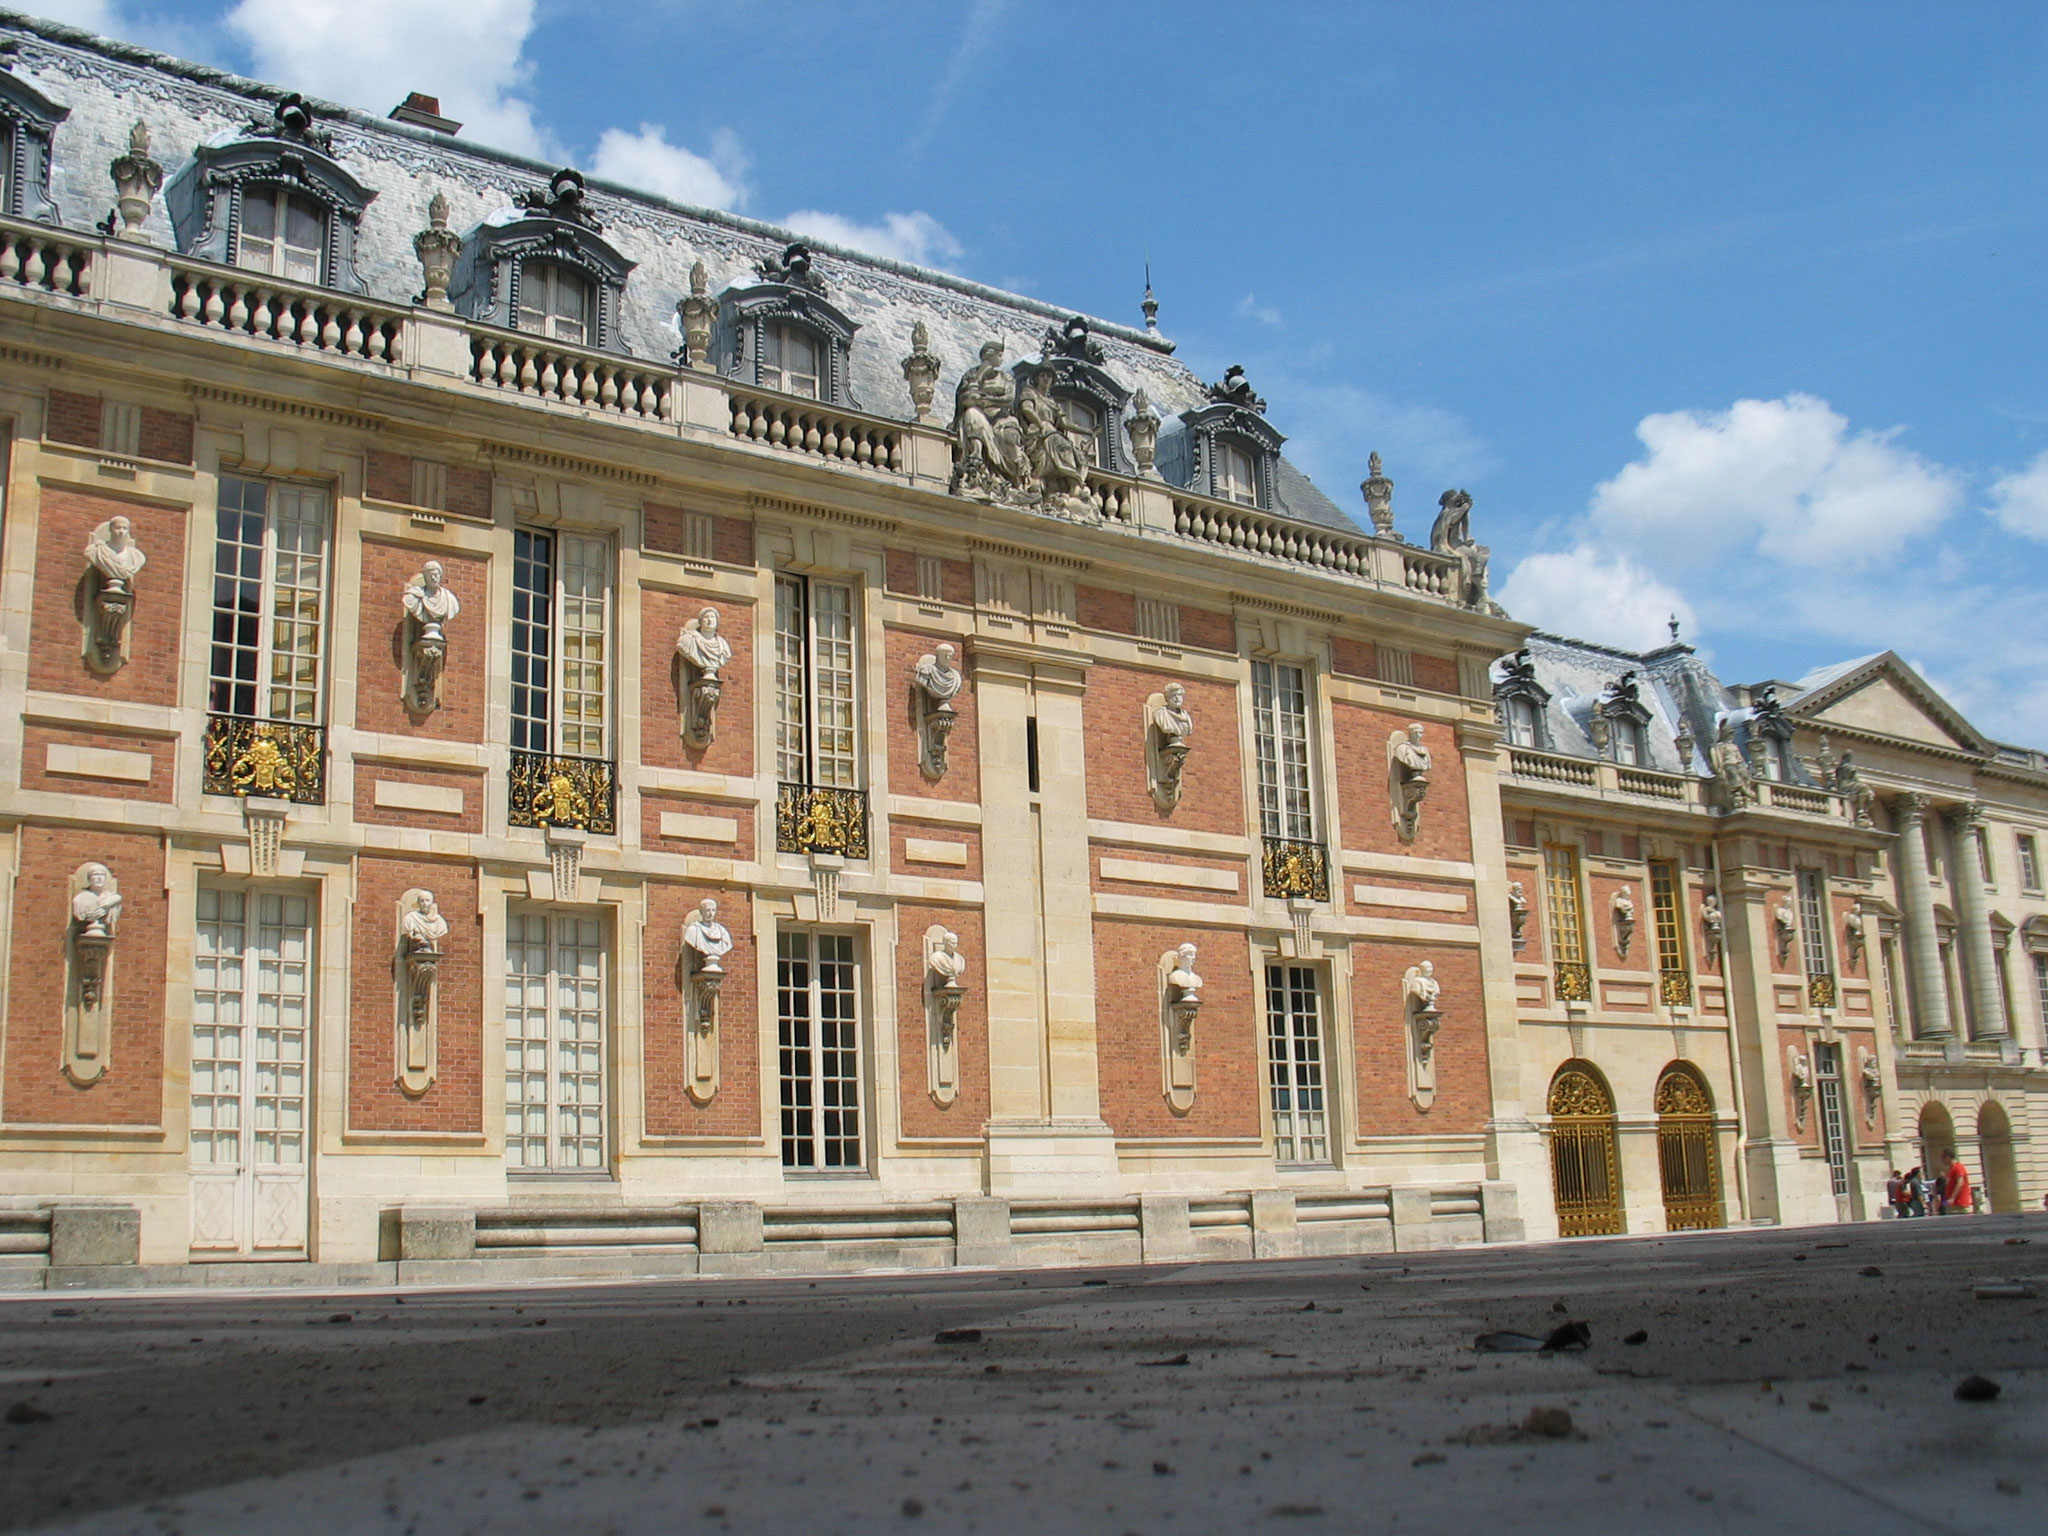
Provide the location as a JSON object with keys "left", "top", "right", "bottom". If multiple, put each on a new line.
{"left": 1943, "top": 1152, "right": 1974, "bottom": 1215}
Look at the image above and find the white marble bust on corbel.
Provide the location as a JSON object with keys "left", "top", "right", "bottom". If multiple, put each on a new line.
{"left": 1612, "top": 885, "right": 1637, "bottom": 959}
{"left": 924, "top": 923, "right": 969, "bottom": 1107}
{"left": 83, "top": 516, "right": 147, "bottom": 674}
{"left": 1145, "top": 682, "right": 1193, "bottom": 812}
{"left": 1700, "top": 891, "right": 1725, "bottom": 963}
{"left": 1388, "top": 722, "right": 1432, "bottom": 841}
{"left": 676, "top": 607, "right": 732, "bottom": 748}
{"left": 1772, "top": 897, "right": 1798, "bottom": 967}
{"left": 396, "top": 888, "right": 447, "bottom": 1095}
{"left": 1404, "top": 960, "right": 1443, "bottom": 1108}
{"left": 1507, "top": 881, "right": 1529, "bottom": 950}
{"left": 913, "top": 642, "right": 963, "bottom": 779}
{"left": 401, "top": 561, "right": 460, "bottom": 714}
{"left": 681, "top": 897, "right": 733, "bottom": 1102}
{"left": 1786, "top": 1044, "right": 1813, "bottom": 1129}
{"left": 65, "top": 862, "right": 122, "bottom": 1084}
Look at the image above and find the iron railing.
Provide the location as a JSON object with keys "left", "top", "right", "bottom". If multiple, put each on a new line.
{"left": 509, "top": 750, "right": 617, "bottom": 835}
{"left": 776, "top": 783, "right": 870, "bottom": 859}
{"left": 1260, "top": 837, "right": 1329, "bottom": 901}
{"left": 201, "top": 715, "right": 325, "bottom": 804}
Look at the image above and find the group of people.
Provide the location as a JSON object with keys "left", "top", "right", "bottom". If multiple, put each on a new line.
{"left": 1887, "top": 1155, "right": 1974, "bottom": 1217}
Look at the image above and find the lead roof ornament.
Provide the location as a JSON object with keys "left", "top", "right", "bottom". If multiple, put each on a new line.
{"left": 109, "top": 119, "right": 162, "bottom": 241}
{"left": 1206, "top": 364, "right": 1265, "bottom": 413}
{"left": 1360, "top": 451, "right": 1396, "bottom": 538}
{"left": 519, "top": 167, "right": 602, "bottom": 231}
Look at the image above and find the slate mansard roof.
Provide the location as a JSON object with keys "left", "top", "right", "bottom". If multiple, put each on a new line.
{"left": 0, "top": 9, "right": 1370, "bottom": 537}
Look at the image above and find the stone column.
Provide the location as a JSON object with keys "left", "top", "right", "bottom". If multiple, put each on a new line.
{"left": 1717, "top": 863, "right": 1796, "bottom": 1224}
{"left": 1891, "top": 794, "right": 1951, "bottom": 1040}
{"left": 1947, "top": 803, "right": 2008, "bottom": 1039}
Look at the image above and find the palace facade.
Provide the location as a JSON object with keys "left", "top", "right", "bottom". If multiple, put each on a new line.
{"left": 0, "top": 14, "right": 2034, "bottom": 1284}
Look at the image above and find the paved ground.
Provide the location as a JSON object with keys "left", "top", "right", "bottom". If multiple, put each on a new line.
{"left": 0, "top": 1217, "right": 2041, "bottom": 1535}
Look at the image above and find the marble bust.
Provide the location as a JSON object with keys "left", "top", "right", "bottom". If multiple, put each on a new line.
{"left": 1389, "top": 723, "right": 1432, "bottom": 838}
{"left": 403, "top": 561, "right": 460, "bottom": 630}
{"left": 1166, "top": 942, "right": 1203, "bottom": 1004}
{"left": 915, "top": 642, "right": 963, "bottom": 706}
{"left": 683, "top": 897, "right": 734, "bottom": 973}
{"left": 70, "top": 862, "right": 122, "bottom": 938}
{"left": 927, "top": 928, "right": 967, "bottom": 988}
{"left": 85, "top": 516, "right": 147, "bottom": 590}
{"left": 676, "top": 608, "right": 733, "bottom": 677}
{"left": 1404, "top": 960, "right": 1441, "bottom": 1013}
{"left": 399, "top": 889, "right": 447, "bottom": 952}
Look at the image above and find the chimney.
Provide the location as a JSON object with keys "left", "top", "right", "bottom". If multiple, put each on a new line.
{"left": 389, "top": 93, "right": 461, "bottom": 135}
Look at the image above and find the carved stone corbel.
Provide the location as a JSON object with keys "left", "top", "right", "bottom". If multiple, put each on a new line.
{"left": 64, "top": 863, "right": 122, "bottom": 1085}
{"left": 1787, "top": 1045, "right": 1812, "bottom": 1130}
{"left": 912, "top": 643, "right": 963, "bottom": 780}
{"left": 682, "top": 897, "right": 733, "bottom": 1105}
{"left": 924, "top": 925, "right": 968, "bottom": 1107}
{"left": 676, "top": 606, "right": 732, "bottom": 749}
{"left": 1145, "top": 684, "right": 1193, "bottom": 812}
{"left": 1388, "top": 723, "right": 1431, "bottom": 842}
{"left": 1159, "top": 944, "right": 1202, "bottom": 1113}
{"left": 82, "top": 517, "right": 146, "bottom": 675}
{"left": 395, "top": 889, "right": 447, "bottom": 1096}
{"left": 401, "top": 561, "right": 459, "bottom": 715}
{"left": 1403, "top": 961, "right": 1442, "bottom": 1110}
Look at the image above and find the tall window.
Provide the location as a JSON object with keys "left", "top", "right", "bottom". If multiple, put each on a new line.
{"left": 1812, "top": 1042, "right": 1851, "bottom": 1198}
{"left": 1612, "top": 718, "right": 1646, "bottom": 766}
{"left": 505, "top": 911, "right": 607, "bottom": 1172}
{"left": 1545, "top": 844, "right": 1588, "bottom": 968}
{"left": 1215, "top": 441, "right": 1258, "bottom": 506}
{"left": 759, "top": 324, "right": 821, "bottom": 397}
{"left": 1505, "top": 695, "right": 1542, "bottom": 748}
{"left": 1251, "top": 661, "right": 1314, "bottom": 841}
{"left": 1265, "top": 964, "right": 1328, "bottom": 1165}
{"left": 210, "top": 477, "right": 329, "bottom": 723}
{"left": 1648, "top": 861, "right": 1689, "bottom": 1002}
{"left": 778, "top": 931, "right": 861, "bottom": 1170}
{"left": 517, "top": 262, "right": 593, "bottom": 345}
{"left": 774, "top": 574, "right": 858, "bottom": 787}
{"left": 512, "top": 529, "right": 611, "bottom": 759}
{"left": 2019, "top": 834, "right": 2041, "bottom": 892}
{"left": 1883, "top": 936, "right": 1911, "bottom": 1037}
{"left": 2033, "top": 953, "right": 2048, "bottom": 1039}
{"left": 237, "top": 186, "right": 324, "bottom": 283}
{"left": 1796, "top": 870, "right": 1832, "bottom": 979}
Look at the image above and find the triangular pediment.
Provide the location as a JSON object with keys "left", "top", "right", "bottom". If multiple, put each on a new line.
{"left": 1788, "top": 653, "right": 1988, "bottom": 755}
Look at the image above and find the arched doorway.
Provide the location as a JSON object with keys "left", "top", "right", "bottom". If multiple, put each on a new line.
{"left": 1979, "top": 1102, "right": 2021, "bottom": 1214}
{"left": 1917, "top": 1101, "right": 1956, "bottom": 1185}
{"left": 1655, "top": 1062, "right": 1724, "bottom": 1231}
{"left": 1548, "top": 1062, "right": 1623, "bottom": 1236}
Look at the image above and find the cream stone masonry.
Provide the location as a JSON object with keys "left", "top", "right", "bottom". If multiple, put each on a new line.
{"left": 373, "top": 780, "right": 466, "bottom": 816}
{"left": 44, "top": 743, "right": 153, "bottom": 783}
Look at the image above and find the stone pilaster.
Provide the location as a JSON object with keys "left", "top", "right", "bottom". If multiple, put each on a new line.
{"left": 1946, "top": 803, "right": 2008, "bottom": 1039}
{"left": 1890, "top": 794, "right": 1951, "bottom": 1039}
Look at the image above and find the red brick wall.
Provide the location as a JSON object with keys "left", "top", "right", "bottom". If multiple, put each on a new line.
{"left": 348, "top": 858, "right": 481, "bottom": 1133}
{"left": 1091, "top": 845, "right": 1249, "bottom": 905}
{"left": 1330, "top": 637, "right": 1375, "bottom": 680}
{"left": 1331, "top": 704, "right": 1471, "bottom": 862}
{"left": 644, "top": 883, "right": 758, "bottom": 1137}
{"left": 642, "top": 796, "right": 756, "bottom": 859}
{"left": 882, "top": 549, "right": 970, "bottom": 603}
{"left": 45, "top": 390, "right": 101, "bottom": 447}
{"left": 895, "top": 905, "right": 988, "bottom": 1138}
{"left": 364, "top": 450, "right": 412, "bottom": 504}
{"left": 645, "top": 503, "right": 754, "bottom": 565}
{"left": 1078, "top": 585, "right": 1135, "bottom": 635}
{"left": 140, "top": 409, "right": 195, "bottom": 466}
{"left": 1589, "top": 873, "right": 1650, "bottom": 972}
{"left": 1095, "top": 922, "right": 1259, "bottom": 1139}
{"left": 3, "top": 827, "right": 166, "bottom": 1125}
{"left": 886, "top": 627, "right": 978, "bottom": 802}
{"left": 892, "top": 821, "right": 982, "bottom": 883}
{"left": 1351, "top": 940, "right": 1489, "bottom": 1135}
{"left": 352, "top": 763, "right": 487, "bottom": 835}
{"left": 641, "top": 589, "right": 755, "bottom": 776}
{"left": 354, "top": 541, "right": 489, "bottom": 741}
{"left": 446, "top": 466, "right": 490, "bottom": 521}
{"left": 1180, "top": 606, "right": 1234, "bottom": 653}
{"left": 19, "top": 724, "right": 176, "bottom": 804}
{"left": 1413, "top": 653, "right": 1458, "bottom": 696}
{"left": 28, "top": 487, "right": 186, "bottom": 705}
{"left": 1083, "top": 662, "right": 1244, "bottom": 832}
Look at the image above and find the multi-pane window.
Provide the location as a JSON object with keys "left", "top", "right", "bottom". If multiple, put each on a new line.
{"left": 1505, "top": 695, "right": 1542, "bottom": 748}
{"left": 1251, "top": 661, "right": 1314, "bottom": 841}
{"left": 774, "top": 574, "right": 858, "bottom": 787}
{"left": 1812, "top": 1042, "right": 1851, "bottom": 1197}
{"left": 760, "top": 324, "right": 821, "bottom": 398}
{"left": 1215, "top": 441, "right": 1258, "bottom": 506}
{"left": 1545, "top": 844, "right": 1589, "bottom": 967}
{"left": 505, "top": 912, "right": 607, "bottom": 1172}
{"left": 1649, "top": 861, "right": 1688, "bottom": 981}
{"left": 1796, "top": 870, "right": 1832, "bottom": 978}
{"left": 1265, "top": 964, "right": 1328, "bottom": 1165}
{"left": 777, "top": 931, "right": 861, "bottom": 1170}
{"left": 511, "top": 529, "right": 611, "bottom": 758}
{"left": 237, "top": 186, "right": 324, "bottom": 282}
{"left": 1612, "top": 718, "right": 1646, "bottom": 766}
{"left": 2019, "top": 834, "right": 2041, "bottom": 892}
{"left": 516, "top": 262, "right": 593, "bottom": 345}
{"left": 209, "top": 476, "right": 329, "bottom": 723}
{"left": 2033, "top": 953, "right": 2048, "bottom": 1037}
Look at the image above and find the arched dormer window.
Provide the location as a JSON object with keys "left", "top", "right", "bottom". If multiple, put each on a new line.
{"left": 1595, "top": 671, "right": 1654, "bottom": 765}
{"left": 450, "top": 169, "right": 634, "bottom": 353}
{"left": 1178, "top": 366, "right": 1284, "bottom": 509}
{"left": 720, "top": 242, "right": 860, "bottom": 406}
{"left": 165, "top": 95, "right": 375, "bottom": 293}
{"left": 1745, "top": 684, "right": 1798, "bottom": 782}
{"left": 1016, "top": 316, "right": 1133, "bottom": 472}
{"left": 1493, "top": 649, "right": 1552, "bottom": 750}
{"left": 0, "top": 61, "right": 68, "bottom": 223}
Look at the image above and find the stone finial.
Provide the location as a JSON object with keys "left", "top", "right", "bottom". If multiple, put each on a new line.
{"left": 1141, "top": 265, "right": 1160, "bottom": 334}
{"left": 1360, "top": 450, "right": 1396, "bottom": 538}
{"left": 901, "top": 319, "right": 941, "bottom": 423}
{"left": 677, "top": 259, "right": 716, "bottom": 371}
{"left": 412, "top": 193, "right": 461, "bottom": 311}
{"left": 109, "top": 118, "right": 163, "bottom": 242}
{"left": 1125, "top": 387, "right": 1160, "bottom": 478}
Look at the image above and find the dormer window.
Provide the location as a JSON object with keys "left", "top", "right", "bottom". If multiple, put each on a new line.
{"left": 718, "top": 242, "right": 860, "bottom": 406}
{"left": 450, "top": 168, "right": 635, "bottom": 353}
{"left": 1505, "top": 695, "right": 1542, "bottom": 748}
{"left": 760, "top": 323, "right": 821, "bottom": 398}
{"left": 1024, "top": 316, "right": 1132, "bottom": 472}
{"left": 236, "top": 187, "right": 324, "bottom": 282}
{"left": 1494, "top": 648, "right": 1553, "bottom": 751}
{"left": 1216, "top": 441, "right": 1259, "bottom": 506}
{"left": 517, "top": 262, "right": 593, "bottom": 345}
{"left": 1612, "top": 717, "right": 1646, "bottom": 766}
{"left": 1593, "top": 669, "right": 1654, "bottom": 765}
{"left": 1175, "top": 366, "right": 1286, "bottom": 510}
{"left": 0, "top": 65, "right": 68, "bottom": 224}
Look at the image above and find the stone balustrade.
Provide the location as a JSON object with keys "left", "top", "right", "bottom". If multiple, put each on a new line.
{"left": 727, "top": 385, "right": 903, "bottom": 472}
{"left": 168, "top": 263, "right": 403, "bottom": 362}
{"left": 1082, "top": 468, "right": 1138, "bottom": 523}
{"left": 1509, "top": 748, "right": 1599, "bottom": 788}
{"left": 469, "top": 329, "right": 671, "bottom": 420}
{"left": 0, "top": 215, "right": 90, "bottom": 297}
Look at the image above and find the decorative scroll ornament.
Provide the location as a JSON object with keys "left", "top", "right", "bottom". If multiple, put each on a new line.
{"left": 1700, "top": 891, "right": 1725, "bottom": 965}
{"left": 1653, "top": 1068, "right": 1713, "bottom": 1117}
{"left": 1404, "top": 961, "right": 1443, "bottom": 1110}
{"left": 1786, "top": 1046, "right": 1813, "bottom": 1129}
{"left": 1388, "top": 723, "right": 1432, "bottom": 842}
{"left": 412, "top": 192, "right": 460, "bottom": 309}
{"left": 682, "top": 897, "right": 733, "bottom": 1104}
{"left": 912, "top": 642, "right": 963, "bottom": 780}
{"left": 676, "top": 606, "right": 733, "bottom": 749}
{"left": 775, "top": 784, "right": 869, "bottom": 859}
{"left": 677, "top": 259, "right": 716, "bottom": 370}
{"left": 901, "top": 319, "right": 941, "bottom": 423}
{"left": 1145, "top": 683, "right": 1193, "bottom": 812}
{"left": 511, "top": 753, "right": 616, "bottom": 834}
{"left": 1159, "top": 944, "right": 1203, "bottom": 1113}
{"left": 109, "top": 119, "right": 162, "bottom": 241}
{"left": 82, "top": 516, "right": 146, "bottom": 674}
{"left": 65, "top": 862, "right": 121, "bottom": 1085}
{"left": 948, "top": 341, "right": 1094, "bottom": 514}
{"left": 1548, "top": 1067, "right": 1610, "bottom": 1118}
{"left": 401, "top": 561, "right": 460, "bottom": 714}
{"left": 1612, "top": 885, "right": 1637, "bottom": 959}
{"left": 1360, "top": 451, "right": 1396, "bottom": 538}
{"left": 395, "top": 889, "right": 446, "bottom": 1095}
{"left": 1507, "top": 881, "right": 1529, "bottom": 951}
{"left": 925, "top": 925, "right": 968, "bottom": 1107}
{"left": 1125, "top": 388, "right": 1160, "bottom": 478}
{"left": 1710, "top": 718, "right": 1754, "bottom": 811}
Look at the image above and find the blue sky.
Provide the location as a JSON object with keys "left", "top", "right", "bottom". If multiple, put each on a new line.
{"left": 30, "top": 1, "right": 2048, "bottom": 740}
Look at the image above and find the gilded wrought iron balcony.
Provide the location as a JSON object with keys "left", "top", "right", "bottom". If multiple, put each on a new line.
{"left": 202, "top": 714, "right": 326, "bottom": 804}
{"left": 776, "top": 783, "right": 870, "bottom": 859}
{"left": 1554, "top": 961, "right": 1593, "bottom": 1005}
{"left": 1260, "top": 837, "right": 1330, "bottom": 902}
{"left": 1807, "top": 973, "right": 1838, "bottom": 1009}
{"left": 509, "top": 750, "right": 617, "bottom": 835}
{"left": 1659, "top": 969, "right": 1693, "bottom": 1008}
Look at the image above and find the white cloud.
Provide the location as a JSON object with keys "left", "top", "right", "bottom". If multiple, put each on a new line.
{"left": 590, "top": 124, "right": 746, "bottom": 212}
{"left": 780, "top": 209, "right": 962, "bottom": 269}
{"left": 1498, "top": 545, "right": 1696, "bottom": 653}
{"left": 225, "top": 0, "right": 550, "bottom": 159}
{"left": 1589, "top": 393, "right": 1961, "bottom": 569}
{"left": 1236, "top": 292, "right": 1282, "bottom": 327}
{"left": 1264, "top": 378, "right": 1490, "bottom": 510}
{"left": 1987, "top": 450, "right": 2048, "bottom": 542}
{"left": 22, "top": 1, "right": 119, "bottom": 30}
